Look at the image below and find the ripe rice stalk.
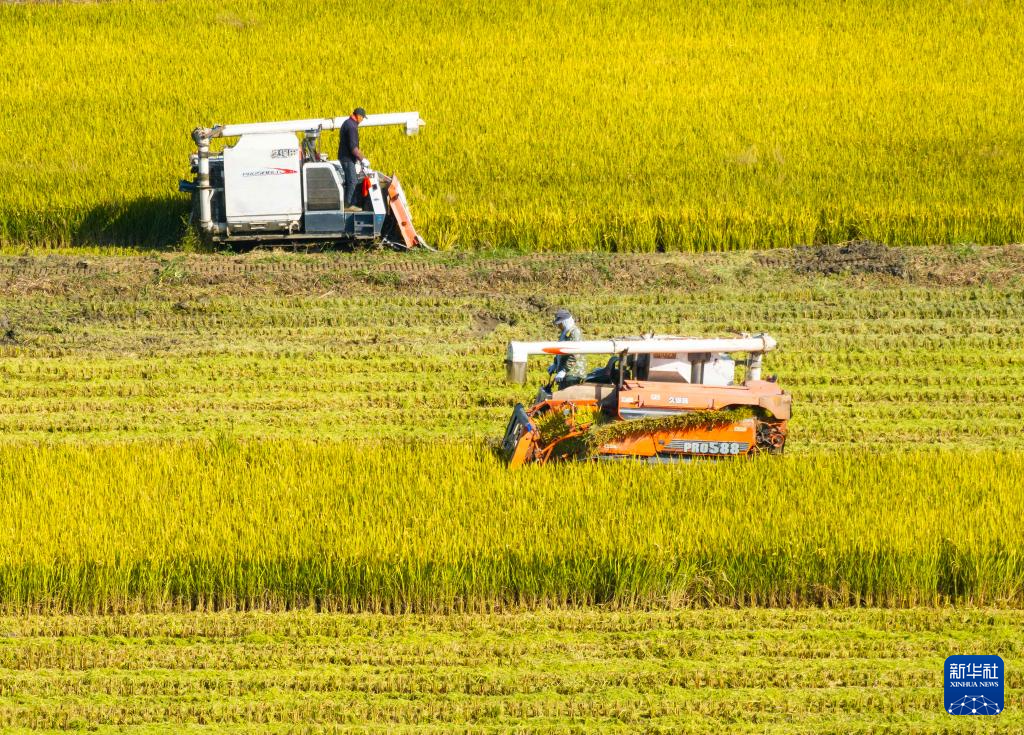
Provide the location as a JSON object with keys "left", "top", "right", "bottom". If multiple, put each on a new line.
{"left": 0, "top": 440, "right": 1021, "bottom": 613}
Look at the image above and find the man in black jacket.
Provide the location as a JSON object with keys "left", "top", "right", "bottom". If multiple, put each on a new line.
{"left": 338, "top": 108, "right": 369, "bottom": 211}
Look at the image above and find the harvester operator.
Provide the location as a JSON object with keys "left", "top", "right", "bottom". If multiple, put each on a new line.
{"left": 339, "top": 107, "right": 371, "bottom": 211}
{"left": 548, "top": 309, "right": 587, "bottom": 389}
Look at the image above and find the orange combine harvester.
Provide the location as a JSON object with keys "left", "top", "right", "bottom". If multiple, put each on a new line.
{"left": 501, "top": 335, "right": 791, "bottom": 466}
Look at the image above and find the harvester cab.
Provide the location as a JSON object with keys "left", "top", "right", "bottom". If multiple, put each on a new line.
{"left": 180, "top": 113, "right": 430, "bottom": 251}
{"left": 501, "top": 334, "right": 791, "bottom": 466}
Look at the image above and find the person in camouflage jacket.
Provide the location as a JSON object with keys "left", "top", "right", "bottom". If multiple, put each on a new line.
{"left": 548, "top": 308, "right": 587, "bottom": 388}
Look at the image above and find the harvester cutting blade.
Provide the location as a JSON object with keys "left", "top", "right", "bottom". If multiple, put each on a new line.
{"left": 501, "top": 403, "right": 537, "bottom": 467}
{"left": 386, "top": 177, "right": 433, "bottom": 250}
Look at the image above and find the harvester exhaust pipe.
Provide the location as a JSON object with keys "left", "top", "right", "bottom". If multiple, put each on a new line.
{"left": 747, "top": 353, "right": 764, "bottom": 381}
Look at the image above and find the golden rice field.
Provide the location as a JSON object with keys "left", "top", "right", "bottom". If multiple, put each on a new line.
{"left": 2, "top": 0, "right": 1023, "bottom": 250}
{"left": 5, "top": 0, "right": 1022, "bottom": 728}
{"left": 1, "top": 246, "right": 1022, "bottom": 614}
{"left": 1, "top": 247, "right": 1020, "bottom": 728}
{"left": 3, "top": 441, "right": 1023, "bottom": 613}
{"left": 0, "top": 609, "right": 1020, "bottom": 732}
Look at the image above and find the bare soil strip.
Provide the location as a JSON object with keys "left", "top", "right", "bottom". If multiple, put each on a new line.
{"left": 1, "top": 244, "right": 1021, "bottom": 299}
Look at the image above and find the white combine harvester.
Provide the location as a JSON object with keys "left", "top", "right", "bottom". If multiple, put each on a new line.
{"left": 179, "top": 112, "right": 430, "bottom": 250}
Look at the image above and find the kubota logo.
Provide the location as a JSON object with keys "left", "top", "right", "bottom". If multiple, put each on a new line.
{"left": 242, "top": 167, "right": 298, "bottom": 177}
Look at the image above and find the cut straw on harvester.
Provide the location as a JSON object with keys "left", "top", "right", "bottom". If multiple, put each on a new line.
{"left": 585, "top": 407, "right": 755, "bottom": 451}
